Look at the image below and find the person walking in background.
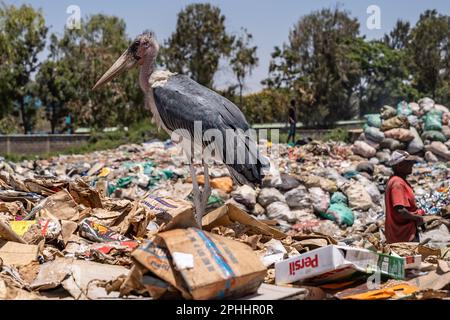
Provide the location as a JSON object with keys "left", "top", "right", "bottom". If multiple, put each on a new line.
{"left": 384, "top": 151, "right": 425, "bottom": 244}
{"left": 287, "top": 100, "right": 297, "bottom": 144}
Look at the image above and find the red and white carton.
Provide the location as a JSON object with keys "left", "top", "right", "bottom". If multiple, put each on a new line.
{"left": 275, "top": 245, "right": 405, "bottom": 285}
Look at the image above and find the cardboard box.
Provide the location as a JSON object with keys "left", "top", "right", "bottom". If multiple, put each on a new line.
{"left": 275, "top": 245, "right": 405, "bottom": 285}
{"left": 403, "top": 255, "right": 422, "bottom": 269}
{"left": 202, "top": 204, "right": 286, "bottom": 239}
{"left": 141, "top": 195, "right": 197, "bottom": 231}
{"left": 132, "top": 228, "right": 267, "bottom": 300}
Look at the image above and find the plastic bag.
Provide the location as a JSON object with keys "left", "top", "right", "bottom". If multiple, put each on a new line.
{"left": 421, "top": 130, "right": 447, "bottom": 143}
{"left": 409, "top": 102, "right": 421, "bottom": 116}
{"left": 443, "top": 126, "right": 450, "bottom": 139}
{"left": 365, "top": 114, "right": 382, "bottom": 128}
{"left": 407, "top": 115, "right": 420, "bottom": 127}
{"left": 425, "top": 142, "right": 450, "bottom": 161}
{"left": 397, "top": 101, "right": 412, "bottom": 116}
{"left": 266, "top": 202, "right": 296, "bottom": 223}
{"left": 381, "top": 105, "right": 397, "bottom": 120}
{"left": 309, "top": 187, "right": 330, "bottom": 215}
{"left": 407, "top": 127, "right": 424, "bottom": 154}
{"left": 424, "top": 110, "right": 443, "bottom": 132}
{"left": 381, "top": 116, "right": 409, "bottom": 131}
{"left": 257, "top": 188, "right": 285, "bottom": 207}
{"left": 351, "top": 141, "right": 377, "bottom": 159}
{"left": 356, "top": 161, "right": 374, "bottom": 175}
{"left": 341, "top": 182, "right": 373, "bottom": 211}
{"left": 364, "top": 127, "right": 385, "bottom": 143}
{"left": 357, "top": 175, "right": 382, "bottom": 204}
{"left": 376, "top": 151, "right": 391, "bottom": 164}
{"left": 324, "top": 203, "right": 354, "bottom": 226}
{"left": 419, "top": 97, "right": 435, "bottom": 114}
{"left": 285, "top": 186, "right": 312, "bottom": 210}
{"left": 380, "top": 138, "right": 406, "bottom": 151}
{"left": 330, "top": 192, "right": 348, "bottom": 205}
{"left": 443, "top": 113, "right": 450, "bottom": 126}
{"left": 384, "top": 128, "right": 415, "bottom": 142}
{"left": 232, "top": 185, "right": 257, "bottom": 208}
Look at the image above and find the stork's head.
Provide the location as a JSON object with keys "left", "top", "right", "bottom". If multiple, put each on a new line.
{"left": 93, "top": 31, "right": 159, "bottom": 90}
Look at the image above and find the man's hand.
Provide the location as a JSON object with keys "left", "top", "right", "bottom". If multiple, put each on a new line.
{"left": 415, "top": 215, "right": 425, "bottom": 226}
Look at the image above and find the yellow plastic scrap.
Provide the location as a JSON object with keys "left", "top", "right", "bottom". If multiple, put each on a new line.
{"left": 9, "top": 220, "right": 37, "bottom": 237}
{"left": 342, "top": 284, "right": 418, "bottom": 300}
{"left": 98, "top": 167, "right": 111, "bottom": 178}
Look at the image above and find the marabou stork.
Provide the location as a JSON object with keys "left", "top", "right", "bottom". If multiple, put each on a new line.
{"left": 93, "top": 31, "right": 268, "bottom": 227}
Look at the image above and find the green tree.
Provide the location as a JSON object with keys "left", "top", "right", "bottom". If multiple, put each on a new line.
{"left": 163, "top": 3, "right": 234, "bottom": 88}
{"left": 49, "top": 14, "right": 144, "bottom": 129}
{"left": 352, "top": 39, "right": 418, "bottom": 115}
{"left": 384, "top": 20, "right": 411, "bottom": 50}
{"left": 265, "top": 8, "right": 361, "bottom": 127}
{"left": 36, "top": 36, "right": 76, "bottom": 134}
{"left": 0, "top": 3, "right": 47, "bottom": 133}
{"left": 407, "top": 10, "right": 450, "bottom": 103}
{"left": 241, "top": 89, "right": 290, "bottom": 124}
{"left": 230, "top": 28, "right": 258, "bottom": 106}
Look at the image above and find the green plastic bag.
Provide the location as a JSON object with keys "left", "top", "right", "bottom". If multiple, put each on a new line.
{"left": 343, "top": 170, "right": 359, "bottom": 179}
{"left": 207, "top": 195, "right": 224, "bottom": 206}
{"left": 365, "top": 114, "right": 382, "bottom": 128}
{"left": 116, "top": 176, "right": 133, "bottom": 189}
{"left": 324, "top": 203, "right": 355, "bottom": 226}
{"left": 424, "top": 110, "right": 443, "bottom": 131}
{"left": 422, "top": 130, "right": 447, "bottom": 142}
{"left": 397, "top": 101, "right": 412, "bottom": 117}
{"left": 143, "top": 162, "right": 154, "bottom": 176}
{"left": 330, "top": 192, "right": 348, "bottom": 205}
{"left": 161, "top": 169, "right": 174, "bottom": 180}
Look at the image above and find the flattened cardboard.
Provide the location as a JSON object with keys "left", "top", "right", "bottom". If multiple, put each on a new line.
{"left": 0, "top": 241, "right": 38, "bottom": 266}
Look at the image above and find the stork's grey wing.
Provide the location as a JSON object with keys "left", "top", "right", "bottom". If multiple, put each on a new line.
{"left": 152, "top": 74, "right": 268, "bottom": 185}
{"left": 152, "top": 74, "right": 250, "bottom": 134}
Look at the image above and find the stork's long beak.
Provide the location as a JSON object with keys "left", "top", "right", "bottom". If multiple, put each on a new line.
{"left": 93, "top": 49, "right": 137, "bottom": 90}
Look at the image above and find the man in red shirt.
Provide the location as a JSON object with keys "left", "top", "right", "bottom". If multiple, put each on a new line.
{"left": 384, "top": 151, "right": 424, "bottom": 244}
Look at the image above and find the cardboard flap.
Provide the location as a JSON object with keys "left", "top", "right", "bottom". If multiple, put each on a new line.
{"left": 202, "top": 204, "right": 286, "bottom": 239}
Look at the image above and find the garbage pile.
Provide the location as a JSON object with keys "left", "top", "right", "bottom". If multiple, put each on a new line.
{"left": 353, "top": 97, "right": 450, "bottom": 163}
{"left": 1, "top": 136, "right": 450, "bottom": 300}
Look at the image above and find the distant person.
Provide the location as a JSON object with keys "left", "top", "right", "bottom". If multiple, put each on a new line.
{"left": 384, "top": 151, "right": 424, "bottom": 244}
{"left": 287, "top": 100, "right": 297, "bottom": 144}
{"left": 65, "top": 115, "right": 73, "bottom": 134}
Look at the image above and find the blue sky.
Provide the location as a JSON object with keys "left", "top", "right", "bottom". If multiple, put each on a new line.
{"left": 6, "top": 0, "right": 450, "bottom": 92}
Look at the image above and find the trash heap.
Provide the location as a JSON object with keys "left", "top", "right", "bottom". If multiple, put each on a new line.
{"left": 1, "top": 136, "right": 450, "bottom": 300}
{"left": 353, "top": 97, "right": 450, "bottom": 163}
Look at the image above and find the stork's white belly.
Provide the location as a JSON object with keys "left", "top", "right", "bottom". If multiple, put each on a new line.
{"left": 145, "top": 89, "right": 170, "bottom": 133}
{"left": 146, "top": 70, "right": 176, "bottom": 134}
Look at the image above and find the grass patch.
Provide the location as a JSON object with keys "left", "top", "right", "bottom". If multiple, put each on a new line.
{"left": 2, "top": 120, "right": 169, "bottom": 162}
{"left": 322, "top": 128, "right": 351, "bottom": 143}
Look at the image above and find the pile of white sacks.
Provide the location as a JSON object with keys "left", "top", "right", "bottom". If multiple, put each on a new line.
{"left": 352, "top": 97, "right": 450, "bottom": 163}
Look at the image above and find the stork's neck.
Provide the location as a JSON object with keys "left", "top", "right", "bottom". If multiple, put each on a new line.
{"left": 139, "top": 55, "right": 155, "bottom": 92}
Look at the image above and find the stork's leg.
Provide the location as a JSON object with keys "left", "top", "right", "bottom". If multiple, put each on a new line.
{"left": 201, "top": 161, "right": 211, "bottom": 210}
{"left": 189, "top": 162, "right": 203, "bottom": 228}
